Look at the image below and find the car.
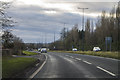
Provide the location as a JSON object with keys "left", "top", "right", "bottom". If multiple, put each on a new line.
{"left": 93, "top": 47, "right": 101, "bottom": 52}
{"left": 72, "top": 48, "right": 77, "bottom": 51}
{"left": 41, "top": 48, "right": 47, "bottom": 53}
{"left": 38, "top": 48, "right": 41, "bottom": 52}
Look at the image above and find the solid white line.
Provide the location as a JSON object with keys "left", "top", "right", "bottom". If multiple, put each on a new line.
{"left": 75, "top": 58, "right": 81, "bottom": 60}
{"left": 29, "top": 55, "right": 47, "bottom": 78}
{"left": 83, "top": 60, "right": 92, "bottom": 64}
{"left": 97, "top": 66, "right": 116, "bottom": 76}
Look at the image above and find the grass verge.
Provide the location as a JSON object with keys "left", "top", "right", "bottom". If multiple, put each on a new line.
{"left": 2, "top": 56, "right": 37, "bottom": 78}
{"left": 23, "top": 51, "right": 38, "bottom": 55}
{"left": 50, "top": 50, "right": 119, "bottom": 60}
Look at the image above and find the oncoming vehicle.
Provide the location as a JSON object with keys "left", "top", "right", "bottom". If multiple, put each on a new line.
{"left": 93, "top": 47, "right": 101, "bottom": 52}
{"left": 38, "top": 48, "right": 41, "bottom": 52}
{"left": 41, "top": 48, "right": 47, "bottom": 53}
{"left": 72, "top": 48, "right": 77, "bottom": 51}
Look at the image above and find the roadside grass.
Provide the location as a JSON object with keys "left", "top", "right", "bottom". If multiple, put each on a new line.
{"left": 23, "top": 51, "right": 38, "bottom": 56}
{"left": 50, "top": 50, "right": 119, "bottom": 59}
{"left": 2, "top": 56, "right": 37, "bottom": 78}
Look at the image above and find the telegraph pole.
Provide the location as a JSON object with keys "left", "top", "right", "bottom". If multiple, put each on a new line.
{"left": 54, "top": 32, "right": 55, "bottom": 49}
{"left": 45, "top": 33, "right": 46, "bottom": 47}
{"left": 63, "top": 23, "right": 67, "bottom": 50}
{"left": 78, "top": 7, "right": 88, "bottom": 51}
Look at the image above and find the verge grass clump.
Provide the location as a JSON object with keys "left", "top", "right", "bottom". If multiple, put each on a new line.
{"left": 23, "top": 51, "right": 38, "bottom": 55}
{"left": 50, "top": 50, "right": 119, "bottom": 59}
{"left": 2, "top": 56, "right": 37, "bottom": 78}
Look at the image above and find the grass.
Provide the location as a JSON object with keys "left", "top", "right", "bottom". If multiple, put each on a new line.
{"left": 23, "top": 51, "right": 38, "bottom": 55}
{"left": 2, "top": 56, "right": 37, "bottom": 78}
{"left": 50, "top": 50, "right": 119, "bottom": 59}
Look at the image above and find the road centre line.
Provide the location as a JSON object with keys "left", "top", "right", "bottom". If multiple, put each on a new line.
{"left": 29, "top": 55, "right": 48, "bottom": 78}
{"left": 75, "top": 58, "right": 81, "bottom": 60}
{"left": 70, "top": 56, "right": 74, "bottom": 58}
{"left": 97, "top": 66, "right": 116, "bottom": 76}
{"left": 83, "top": 60, "right": 92, "bottom": 64}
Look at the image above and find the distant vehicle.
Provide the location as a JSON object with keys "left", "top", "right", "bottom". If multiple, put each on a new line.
{"left": 72, "top": 48, "right": 77, "bottom": 51}
{"left": 41, "top": 48, "right": 47, "bottom": 53}
{"left": 38, "top": 48, "right": 41, "bottom": 52}
{"left": 93, "top": 47, "right": 101, "bottom": 51}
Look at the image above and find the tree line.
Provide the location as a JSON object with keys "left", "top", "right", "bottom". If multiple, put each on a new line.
{"left": 0, "top": 1, "right": 25, "bottom": 55}
{"left": 50, "top": 4, "right": 120, "bottom": 51}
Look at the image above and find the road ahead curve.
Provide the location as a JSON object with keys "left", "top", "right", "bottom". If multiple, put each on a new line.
{"left": 34, "top": 52, "right": 119, "bottom": 78}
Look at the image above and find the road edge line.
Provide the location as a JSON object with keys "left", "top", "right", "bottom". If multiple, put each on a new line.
{"left": 29, "top": 54, "right": 47, "bottom": 78}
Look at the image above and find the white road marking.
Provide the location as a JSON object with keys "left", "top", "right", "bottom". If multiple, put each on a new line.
{"left": 83, "top": 60, "right": 92, "bottom": 64}
{"left": 75, "top": 58, "right": 81, "bottom": 60}
{"left": 35, "top": 63, "right": 39, "bottom": 66}
{"left": 97, "top": 66, "right": 116, "bottom": 76}
{"left": 70, "top": 56, "right": 74, "bottom": 58}
{"left": 29, "top": 55, "right": 47, "bottom": 78}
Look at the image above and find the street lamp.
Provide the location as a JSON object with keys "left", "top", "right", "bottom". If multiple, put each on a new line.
{"left": 78, "top": 7, "right": 89, "bottom": 51}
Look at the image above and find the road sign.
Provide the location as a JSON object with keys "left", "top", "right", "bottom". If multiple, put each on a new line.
{"left": 105, "top": 37, "right": 112, "bottom": 51}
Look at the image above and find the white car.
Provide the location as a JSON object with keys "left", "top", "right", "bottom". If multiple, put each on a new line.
{"left": 41, "top": 48, "right": 47, "bottom": 53}
{"left": 93, "top": 47, "right": 101, "bottom": 52}
{"left": 38, "top": 48, "right": 41, "bottom": 52}
{"left": 72, "top": 48, "right": 77, "bottom": 51}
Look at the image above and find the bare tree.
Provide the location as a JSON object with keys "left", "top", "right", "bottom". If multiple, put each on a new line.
{"left": 0, "top": 1, "right": 15, "bottom": 49}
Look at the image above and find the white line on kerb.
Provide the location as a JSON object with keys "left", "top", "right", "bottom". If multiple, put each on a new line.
{"left": 29, "top": 55, "right": 47, "bottom": 78}
{"left": 76, "top": 58, "right": 81, "bottom": 60}
{"left": 83, "top": 60, "right": 92, "bottom": 64}
{"left": 97, "top": 66, "right": 116, "bottom": 76}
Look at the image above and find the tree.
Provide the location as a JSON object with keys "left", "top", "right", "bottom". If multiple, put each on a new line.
{"left": 12, "top": 36, "right": 25, "bottom": 54}
{"left": 85, "top": 19, "right": 91, "bottom": 50}
{"left": 0, "top": 1, "right": 15, "bottom": 49}
{"left": 2, "top": 30, "right": 14, "bottom": 48}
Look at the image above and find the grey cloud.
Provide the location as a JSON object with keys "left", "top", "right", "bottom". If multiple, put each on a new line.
{"left": 7, "top": 2, "right": 117, "bottom": 43}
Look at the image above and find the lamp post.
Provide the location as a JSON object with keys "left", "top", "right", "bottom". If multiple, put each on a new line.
{"left": 78, "top": 7, "right": 88, "bottom": 51}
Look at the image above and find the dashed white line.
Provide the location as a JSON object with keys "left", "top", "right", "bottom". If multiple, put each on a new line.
{"left": 97, "top": 66, "right": 116, "bottom": 76}
{"left": 83, "top": 60, "right": 92, "bottom": 64}
{"left": 75, "top": 58, "right": 81, "bottom": 60}
{"left": 70, "top": 56, "right": 74, "bottom": 58}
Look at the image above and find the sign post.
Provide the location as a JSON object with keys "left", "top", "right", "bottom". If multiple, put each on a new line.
{"left": 105, "top": 37, "right": 112, "bottom": 51}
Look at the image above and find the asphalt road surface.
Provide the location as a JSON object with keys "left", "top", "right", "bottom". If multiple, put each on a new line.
{"left": 33, "top": 52, "right": 119, "bottom": 78}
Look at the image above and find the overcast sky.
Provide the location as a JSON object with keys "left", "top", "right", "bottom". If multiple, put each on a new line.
{"left": 1, "top": 0, "right": 119, "bottom": 43}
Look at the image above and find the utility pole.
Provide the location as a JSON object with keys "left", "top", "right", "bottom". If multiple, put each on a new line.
{"left": 63, "top": 23, "right": 66, "bottom": 50}
{"left": 45, "top": 33, "right": 46, "bottom": 47}
{"left": 54, "top": 32, "right": 55, "bottom": 49}
{"left": 117, "top": 1, "right": 120, "bottom": 52}
{"left": 78, "top": 7, "right": 88, "bottom": 51}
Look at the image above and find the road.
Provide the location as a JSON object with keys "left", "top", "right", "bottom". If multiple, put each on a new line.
{"left": 33, "top": 52, "right": 119, "bottom": 78}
